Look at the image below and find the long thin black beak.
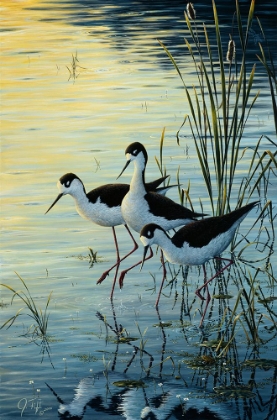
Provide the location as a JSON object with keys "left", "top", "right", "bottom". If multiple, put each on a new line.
{"left": 117, "top": 159, "right": 131, "bottom": 179}
{"left": 45, "top": 193, "right": 63, "bottom": 214}
{"left": 140, "top": 245, "right": 149, "bottom": 271}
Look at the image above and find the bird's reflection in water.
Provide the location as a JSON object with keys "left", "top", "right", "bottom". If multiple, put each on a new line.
{"left": 47, "top": 371, "right": 233, "bottom": 419}
{"left": 46, "top": 301, "right": 233, "bottom": 419}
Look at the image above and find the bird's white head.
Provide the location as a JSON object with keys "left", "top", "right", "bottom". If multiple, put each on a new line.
{"left": 57, "top": 173, "right": 84, "bottom": 196}
{"left": 140, "top": 223, "right": 166, "bottom": 269}
{"left": 117, "top": 142, "right": 148, "bottom": 179}
{"left": 45, "top": 173, "right": 84, "bottom": 214}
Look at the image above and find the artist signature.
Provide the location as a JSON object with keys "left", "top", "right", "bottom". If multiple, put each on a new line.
{"left": 17, "top": 397, "right": 52, "bottom": 417}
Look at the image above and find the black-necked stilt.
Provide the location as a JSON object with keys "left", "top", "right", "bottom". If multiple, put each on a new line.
{"left": 140, "top": 201, "right": 259, "bottom": 321}
{"left": 117, "top": 142, "right": 207, "bottom": 287}
{"left": 45, "top": 173, "right": 174, "bottom": 298}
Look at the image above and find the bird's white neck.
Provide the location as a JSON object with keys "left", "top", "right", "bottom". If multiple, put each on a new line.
{"left": 64, "top": 180, "right": 88, "bottom": 209}
{"left": 152, "top": 230, "right": 180, "bottom": 265}
{"left": 129, "top": 158, "right": 147, "bottom": 196}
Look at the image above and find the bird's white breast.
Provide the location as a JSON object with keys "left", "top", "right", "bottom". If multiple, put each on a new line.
{"left": 75, "top": 196, "right": 124, "bottom": 227}
{"left": 122, "top": 192, "right": 188, "bottom": 233}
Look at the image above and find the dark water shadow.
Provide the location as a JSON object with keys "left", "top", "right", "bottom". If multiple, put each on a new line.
{"left": 27, "top": 0, "right": 277, "bottom": 67}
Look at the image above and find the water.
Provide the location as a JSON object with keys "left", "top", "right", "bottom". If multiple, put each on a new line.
{"left": 1, "top": 1, "right": 277, "bottom": 419}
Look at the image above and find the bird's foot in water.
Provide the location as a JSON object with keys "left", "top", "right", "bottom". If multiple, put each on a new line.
{"left": 97, "top": 272, "right": 109, "bottom": 284}
{"left": 195, "top": 289, "right": 205, "bottom": 301}
{"left": 119, "top": 271, "right": 127, "bottom": 289}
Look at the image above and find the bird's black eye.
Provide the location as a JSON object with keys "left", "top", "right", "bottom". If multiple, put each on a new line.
{"left": 65, "top": 180, "right": 71, "bottom": 187}
{"left": 147, "top": 230, "right": 153, "bottom": 238}
{"left": 133, "top": 149, "right": 138, "bottom": 156}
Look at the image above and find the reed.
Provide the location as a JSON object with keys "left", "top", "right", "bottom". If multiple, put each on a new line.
{"left": 1, "top": 272, "right": 52, "bottom": 341}
{"left": 158, "top": 0, "right": 276, "bottom": 216}
{"left": 255, "top": 17, "right": 277, "bottom": 135}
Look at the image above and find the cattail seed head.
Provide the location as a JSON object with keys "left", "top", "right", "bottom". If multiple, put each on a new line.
{"left": 226, "top": 39, "right": 236, "bottom": 63}
{"left": 186, "top": 2, "right": 196, "bottom": 20}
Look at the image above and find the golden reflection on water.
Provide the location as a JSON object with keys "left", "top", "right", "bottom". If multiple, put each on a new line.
{"left": 2, "top": 0, "right": 191, "bottom": 294}
{"left": 1, "top": 0, "right": 189, "bottom": 229}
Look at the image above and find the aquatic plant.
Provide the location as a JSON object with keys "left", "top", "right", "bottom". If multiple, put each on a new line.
{"left": 1, "top": 272, "right": 52, "bottom": 342}
{"left": 66, "top": 51, "right": 86, "bottom": 82}
{"left": 255, "top": 17, "right": 277, "bottom": 135}
{"left": 158, "top": 0, "right": 277, "bottom": 216}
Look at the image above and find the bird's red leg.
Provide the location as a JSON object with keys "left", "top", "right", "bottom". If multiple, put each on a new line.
{"left": 199, "top": 286, "right": 211, "bottom": 327}
{"left": 119, "top": 247, "right": 154, "bottom": 289}
{"left": 109, "top": 227, "right": 121, "bottom": 299}
{"left": 97, "top": 225, "right": 138, "bottom": 284}
{"left": 110, "top": 258, "right": 120, "bottom": 300}
{"left": 155, "top": 250, "right": 166, "bottom": 308}
{"left": 195, "top": 257, "right": 233, "bottom": 300}
{"left": 197, "top": 264, "right": 211, "bottom": 327}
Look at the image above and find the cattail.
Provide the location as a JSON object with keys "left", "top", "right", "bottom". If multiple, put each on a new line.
{"left": 226, "top": 39, "right": 236, "bottom": 63}
{"left": 186, "top": 2, "right": 196, "bottom": 20}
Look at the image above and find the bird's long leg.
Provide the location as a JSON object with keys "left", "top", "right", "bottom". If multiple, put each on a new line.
{"left": 97, "top": 225, "right": 138, "bottom": 284}
{"left": 199, "top": 290, "right": 211, "bottom": 327}
{"left": 195, "top": 257, "right": 233, "bottom": 301}
{"left": 198, "top": 264, "right": 211, "bottom": 326}
{"left": 119, "top": 247, "right": 154, "bottom": 289}
{"left": 155, "top": 250, "right": 166, "bottom": 308}
{"left": 110, "top": 245, "right": 120, "bottom": 300}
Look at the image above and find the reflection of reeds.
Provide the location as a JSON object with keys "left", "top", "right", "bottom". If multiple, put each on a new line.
{"left": 96, "top": 306, "right": 154, "bottom": 375}
{"left": 158, "top": 0, "right": 277, "bottom": 216}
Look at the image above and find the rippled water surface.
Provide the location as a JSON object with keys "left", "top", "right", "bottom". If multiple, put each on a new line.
{"left": 1, "top": 1, "right": 277, "bottom": 419}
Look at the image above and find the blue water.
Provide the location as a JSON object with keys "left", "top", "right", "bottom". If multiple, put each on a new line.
{"left": 1, "top": 1, "right": 276, "bottom": 419}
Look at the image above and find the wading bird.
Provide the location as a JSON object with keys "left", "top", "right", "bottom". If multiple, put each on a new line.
{"left": 117, "top": 142, "right": 207, "bottom": 288}
{"left": 140, "top": 201, "right": 259, "bottom": 321}
{"left": 45, "top": 172, "right": 176, "bottom": 298}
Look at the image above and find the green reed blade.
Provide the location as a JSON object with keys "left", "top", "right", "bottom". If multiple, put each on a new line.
{"left": 159, "top": 127, "right": 165, "bottom": 175}
{"left": 176, "top": 166, "right": 183, "bottom": 204}
{"left": 235, "top": 0, "right": 244, "bottom": 49}
{"left": 15, "top": 272, "right": 39, "bottom": 317}
{"left": 176, "top": 114, "right": 188, "bottom": 146}
{"left": 248, "top": 153, "right": 277, "bottom": 197}
{"left": 244, "top": 0, "right": 256, "bottom": 50}
{"left": 0, "top": 308, "right": 24, "bottom": 330}
{"left": 184, "top": 12, "right": 198, "bottom": 47}
{"left": 193, "top": 86, "right": 202, "bottom": 137}
{"left": 201, "top": 62, "right": 223, "bottom": 213}
{"left": 203, "top": 24, "right": 218, "bottom": 107}
{"left": 157, "top": 39, "right": 186, "bottom": 88}
{"left": 159, "top": 38, "right": 202, "bottom": 136}
{"left": 257, "top": 43, "right": 277, "bottom": 133}
{"left": 212, "top": 0, "right": 227, "bottom": 142}
{"left": 184, "top": 114, "right": 214, "bottom": 208}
